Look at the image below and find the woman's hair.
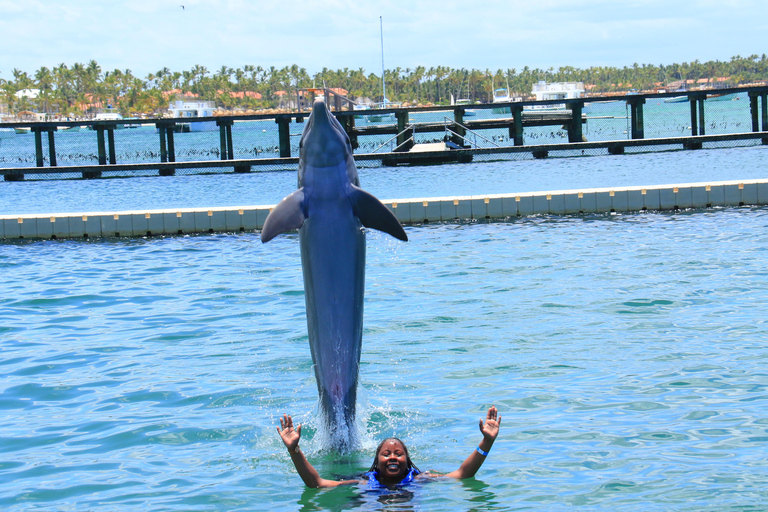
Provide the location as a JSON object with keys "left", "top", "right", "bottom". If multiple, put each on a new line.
{"left": 368, "top": 437, "right": 420, "bottom": 474}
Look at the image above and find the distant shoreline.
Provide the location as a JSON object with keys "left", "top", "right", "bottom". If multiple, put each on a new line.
{"left": 2, "top": 57, "right": 767, "bottom": 117}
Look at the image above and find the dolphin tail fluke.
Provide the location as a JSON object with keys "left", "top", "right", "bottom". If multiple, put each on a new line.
{"left": 261, "top": 188, "right": 306, "bottom": 243}
{"left": 349, "top": 185, "right": 408, "bottom": 242}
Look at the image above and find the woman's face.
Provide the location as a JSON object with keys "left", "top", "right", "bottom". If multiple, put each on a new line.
{"left": 376, "top": 439, "right": 409, "bottom": 483}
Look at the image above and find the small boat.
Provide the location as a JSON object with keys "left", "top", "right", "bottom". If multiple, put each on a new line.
{"left": 366, "top": 108, "right": 395, "bottom": 122}
{"left": 365, "top": 100, "right": 398, "bottom": 122}
{"left": 708, "top": 92, "right": 738, "bottom": 101}
{"left": 664, "top": 88, "right": 689, "bottom": 103}
{"left": 353, "top": 104, "right": 371, "bottom": 119}
{"left": 492, "top": 87, "right": 512, "bottom": 114}
{"left": 14, "top": 127, "right": 31, "bottom": 134}
{"left": 57, "top": 125, "right": 81, "bottom": 132}
{"left": 89, "top": 111, "right": 126, "bottom": 129}
{"left": 527, "top": 81, "right": 585, "bottom": 111}
{"left": 455, "top": 98, "right": 477, "bottom": 116}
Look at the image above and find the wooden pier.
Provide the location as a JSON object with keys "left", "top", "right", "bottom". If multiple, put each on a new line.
{"left": 1, "top": 85, "right": 767, "bottom": 181}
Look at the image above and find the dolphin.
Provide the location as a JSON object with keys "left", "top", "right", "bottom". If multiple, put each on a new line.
{"left": 261, "top": 99, "right": 407, "bottom": 449}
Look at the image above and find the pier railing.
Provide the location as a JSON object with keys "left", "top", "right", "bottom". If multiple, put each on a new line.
{"left": 1, "top": 85, "right": 767, "bottom": 181}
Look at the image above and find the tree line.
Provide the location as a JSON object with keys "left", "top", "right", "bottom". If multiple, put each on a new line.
{"left": 2, "top": 54, "right": 767, "bottom": 116}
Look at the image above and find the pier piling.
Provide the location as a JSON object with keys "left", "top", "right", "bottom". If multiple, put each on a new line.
{"left": 752, "top": 91, "right": 768, "bottom": 143}
{"left": 396, "top": 111, "right": 411, "bottom": 150}
{"left": 276, "top": 116, "right": 291, "bottom": 158}
{"left": 627, "top": 97, "right": 645, "bottom": 139}
{"left": 452, "top": 108, "right": 467, "bottom": 147}
{"left": 510, "top": 105, "right": 524, "bottom": 145}
{"left": 156, "top": 121, "right": 177, "bottom": 176}
{"left": 568, "top": 100, "right": 584, "bottom": 143}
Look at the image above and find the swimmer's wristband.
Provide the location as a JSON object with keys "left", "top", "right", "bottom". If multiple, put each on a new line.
{"left": 476, "top": 446, "right": 489, "bottom": 456}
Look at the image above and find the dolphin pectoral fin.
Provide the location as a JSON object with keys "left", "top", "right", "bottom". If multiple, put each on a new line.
{"left": 261, "top": 188, "right": 306, "bottom": 243}
{"left": 349, "top": 185, "right": 408, "bottom": 242}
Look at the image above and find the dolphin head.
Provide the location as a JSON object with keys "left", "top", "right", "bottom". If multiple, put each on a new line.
{"left": 298, "top": 100, "right": 359, "bottom": 187}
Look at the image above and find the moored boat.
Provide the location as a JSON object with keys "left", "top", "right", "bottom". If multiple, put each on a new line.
{"left": 455, "top": 98, "right": 477, "bottom": 116}
{"left": 353, "top": 103, "right": 371, "bottom": 119}
{"left": 89, "top": 111, "right": 126, "bottom": 129}
{"left": 708, "top": 92, "right": 738, "bottom": 101}
{"left": 492, "top": 88, "right": 512, "bottom": 114}
{"left": 527, "top": 81, "right": 585, "bottom": 111}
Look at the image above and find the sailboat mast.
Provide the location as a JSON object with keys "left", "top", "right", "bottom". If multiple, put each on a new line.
{"left": 380, "top": 16, "right": 386, "bottom": 105}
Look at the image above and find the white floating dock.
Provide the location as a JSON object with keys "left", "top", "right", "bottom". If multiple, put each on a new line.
{"left": 2, "top": 179, "right": 767, "bottom": 240}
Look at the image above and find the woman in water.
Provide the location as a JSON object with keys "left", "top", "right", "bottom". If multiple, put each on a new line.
{"left": 277, "top": 406, "right": 501, "bottom": 488}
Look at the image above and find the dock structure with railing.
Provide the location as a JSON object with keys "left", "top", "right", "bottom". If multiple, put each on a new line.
{"left": 1, "top": 86, "right": 767, "bottom": 181}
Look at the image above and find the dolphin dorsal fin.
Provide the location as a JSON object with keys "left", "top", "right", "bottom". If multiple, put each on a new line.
{"left": 261, "top": 188, "right": 306, "bottom": 243}
{"left": 349, "top": 185, "right": 408, "bottom": 242}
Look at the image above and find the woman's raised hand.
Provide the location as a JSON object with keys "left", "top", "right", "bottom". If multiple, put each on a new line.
{"left": 479, "top": 406, "right": 501, "bottom": 442}
{"left": 277, "top": 413, "right": 302, "bottom": 453}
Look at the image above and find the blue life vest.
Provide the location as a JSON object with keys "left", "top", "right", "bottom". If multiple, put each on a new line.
{"left": 364, "top": 467, "right": 420, "bottom": 488}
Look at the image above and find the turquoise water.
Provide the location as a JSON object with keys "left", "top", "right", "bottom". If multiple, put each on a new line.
{"left": 2, "top": 145, "right": 767, "bottom": 215}
{"left": 2, "top": 148, "right": 768, "bottom": 510}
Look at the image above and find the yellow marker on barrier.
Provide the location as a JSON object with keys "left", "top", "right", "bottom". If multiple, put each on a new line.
{"left": 515, "top": 196, "right": 521, "bottom": 202}
{"left": 453, "top": 199, "right": 459, "bottom": 206}
{"left": 739, "top": 183, "right": 744, "bottom": 190}
{"left": 176, "top": 212, "right": 182, "bottom": 218}
{"left": 578, "top": 192, "right": 583, "bottom": 199}
{"left": 423, "top": 201, "right": 428, "bottom": 207}
{"left": 484, "top": 197, "right": 489, "bottom": 204}
{"left": 609, "top": 190, "right": 615, "bottom": 197}
{"left": 546, "top": 194, "right": 552, "bottom": 200}
{"left": 17, "top": 218, "right": 22, "bottom": 224}
{"left": 641, "top": 189, "right": 647, "bottom": 195}
{"left": 145, "top": 213, "right": 151, "bottom": 219}
{"left": 113, "top": 214, "right": 119, "bottom": 220}
{"left": 673, "top": 187, "right": 679, "bottom": 193}
{"left": 706, "top": 185, "right": 711, "bottom": 192}
{"left": 82, "top": 216, "right": 88, "bottom": 222}
{"left": 238, "top": 209, "right": 244, "bottom": 215}
{"left": 207, "top": 211, "right": 213, "bottom": 217}
{"left": 392, "top": 202, "right": 398, "bottom": 209}
{"left": 50, "top": 217, "right": 55, "bottom": 223}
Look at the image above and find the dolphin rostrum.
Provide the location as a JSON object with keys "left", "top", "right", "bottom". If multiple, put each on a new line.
{"left": 261, "top": 99, "right": 407, "bottom": 449}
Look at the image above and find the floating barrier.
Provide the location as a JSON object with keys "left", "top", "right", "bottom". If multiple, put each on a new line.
{"left": 2, "top": 179, "right": 766, "bottom": 240}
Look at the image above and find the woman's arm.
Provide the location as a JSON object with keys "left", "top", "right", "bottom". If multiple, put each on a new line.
{"left": 277, "top": 413, "right": 356, "bottom": 488}
{"left": 445, "top": 406, "right": 501, "bottom": 479}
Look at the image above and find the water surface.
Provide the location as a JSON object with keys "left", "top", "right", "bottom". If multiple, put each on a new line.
{"left": 2, "top": 207, "right": 768, "bottom": 510}
{"left": 1, "top": 143, "right": 768, "bottom": 510}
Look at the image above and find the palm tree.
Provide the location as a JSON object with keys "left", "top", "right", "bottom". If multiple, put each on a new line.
{"left": 35, "top": 66, "right": 54, "bottom": 113}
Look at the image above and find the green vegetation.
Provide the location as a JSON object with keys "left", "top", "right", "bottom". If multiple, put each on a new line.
{"left": 2, "top": 55, "right": 767, "bottom": 116}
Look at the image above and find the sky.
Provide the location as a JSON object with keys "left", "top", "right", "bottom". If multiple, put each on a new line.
{"left": 1, "top": 0, "right": 766, "bottom": 81}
